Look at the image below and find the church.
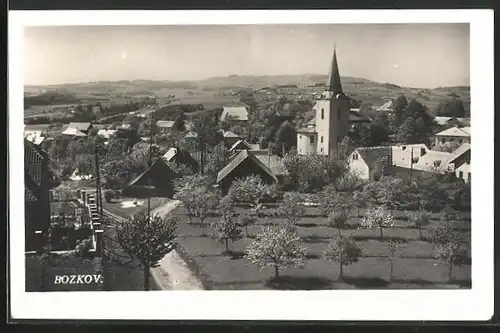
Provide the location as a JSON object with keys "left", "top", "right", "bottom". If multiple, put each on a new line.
{"left": 297, "top": 48, "right": 351, "bottom": 156}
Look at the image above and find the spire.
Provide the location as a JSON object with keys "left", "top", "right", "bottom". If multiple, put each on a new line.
{"left": 325, "top": 46, "right": 343, "bottom": 94}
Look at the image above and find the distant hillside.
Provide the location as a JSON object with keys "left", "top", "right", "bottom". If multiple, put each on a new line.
{"left": 24, "top": 75, "right": 470, "bottom": 115}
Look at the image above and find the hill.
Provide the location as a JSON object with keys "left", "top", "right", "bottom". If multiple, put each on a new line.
{"left": 24, "top": 75, "right": 470, "bottom": 117}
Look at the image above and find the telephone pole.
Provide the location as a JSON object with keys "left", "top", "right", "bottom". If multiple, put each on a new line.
{"left": 147, "top": 112, "right": 154, "bottom": 222}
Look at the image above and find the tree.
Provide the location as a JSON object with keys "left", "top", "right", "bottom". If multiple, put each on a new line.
{"left": 360, "top": 206, "right": 395, "bottom": 237}
{"left": 205, "top": 142, "right": 230, "bottom": 178}
{"left": 323, "top": 236, "right": 362, "bottom": 280}
{"left": 246, "top": 223, "right": 307, "bottom": 279}
{"left": 238, "top": 213, "right": 257, "bottom": 238}
{"left": 338, "top": 136, "right": 355, "bottom": 161}
{"left": 435, "top": 238, "right": 463, "bottom": 281}
{"left": 210, "top": 213, "right": 242, "bottom": 254}
{"left": 228, "top": 175, "right": 272, "bottom": 216}
{"left": 172, "top": 113, "right": 186, "bottom": 132}
{"left": 328, "top": 208, "right": 350, "bottom": 236}
{"left": 274, "top": 121, "right": 297, "bottom": 155}
{"left": 397, "top": 117, "right": 419, "bottom": 144}
{"left": 192, "top": 112, "right": 224, "bottom": 174}
{"left": 52, "top": 185, "right": 74, "bottom": 214}
{"left": 435, "top": 98, "right": 466, "bottom": 118}
{"left": 191, "top": 188, "right": 219, "bottom": 235}
{"left": 392, "top": 94, "right": 409, "bottom": 128}
{"left": 114, "top": 212, "right": 178, "bottom": 291}
{"left": 406, "top": 209, "right": 432, "bottom": 240}
{"left": 276, "top": 192, "right": 305, "bottom": 225}
{"left": 387, "top": 240, "right": 405, "bottom": 281}
{"left": 76, "top": 155, "right": 95, "bottom": 177}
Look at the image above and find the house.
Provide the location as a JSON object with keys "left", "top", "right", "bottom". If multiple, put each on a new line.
{"left": 162, "top": 147, "right": 199, "bottom": 172}
{"left": 448, "top": 143, "right": 471, "bottom": 182}
{"left": 216, "top": 149, "right": 278, "bottom": 194}
{"left": 455, "top": 162, "right": 471, "bottom": 183}
{"left": 220, "top": 105, "right": 249, "bottom": 123}
{"left": 222, "top": 130, "right": 241, "bottom": 148}
{"left": 391, "top": 144, "right": 455, "bottom": 174}
{"left": 229, "top": 139, "right": 252, "bottom": 152}
{"left": 122, "top": 158, "right": 180, "bottom": 198}
{"left": 24, "top": 131, "right": 46, "bottom": 145}
{"left": 348, "top": 147, "right": 392, "bottom": 181}
{"left": 156, "top": 120, "right": 176, "bottom": 134}
{"left": 62, "top": 122, "right": 93, "bottom": 137}
{"left": 250, "top": 150, "right": 289, "bottom": 183}
{"left": 96, "top": 129, "right": 117, "bottom": 139}
{"left": 184, "top": 131, "right": 198, "bottom": 140}
{"left": 434, "top": 126, "right": 471, "bottom": 146}
{"left": 24, "top": 139, "right": 60, "bottom": 251}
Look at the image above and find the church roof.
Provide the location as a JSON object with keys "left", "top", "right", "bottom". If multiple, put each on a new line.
{"left": 325, "top": 48, "right": 343, "bottom": 94}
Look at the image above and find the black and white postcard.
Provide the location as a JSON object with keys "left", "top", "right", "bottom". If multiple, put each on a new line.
{"left": 8, "top": 9, "right": 494, "bottom": 321}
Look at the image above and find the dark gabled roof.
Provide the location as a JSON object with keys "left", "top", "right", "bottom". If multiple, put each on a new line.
{"left": 348, "top": 110, "right": 370, "bottom": 123}
{"left": 448, "top": 142, "right": 471, "bottom": 165}
{"left": 217, "top": 149, "right": 278, "bottom": 184}
{"left": 354, "top": 146, "right": 392, "bottom": 169}
{"left": 127, "top": 158, "right": 178, "bottom": 188}
{"left": 163, "top": 147, "right": 199, "bottom": 169}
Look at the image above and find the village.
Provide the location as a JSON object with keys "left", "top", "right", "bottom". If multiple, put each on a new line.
{"left": 24, "top": 48, "right": 471, "bottom": 291}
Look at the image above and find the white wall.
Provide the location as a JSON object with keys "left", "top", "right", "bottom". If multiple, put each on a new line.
{"left": 348, "top": 151, "right": 370, "bottom": 180}
{"left": 297, "top": 133, "right": 316, "bottom": 155}
{"left": 455, "top": 162, "right": 471, "bottom": 183}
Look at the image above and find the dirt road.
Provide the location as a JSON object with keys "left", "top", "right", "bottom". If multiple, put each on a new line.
{"left": 149, "top": 200, "right": 204, "bottom": 291}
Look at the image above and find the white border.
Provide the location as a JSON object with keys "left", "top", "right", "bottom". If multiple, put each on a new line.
{"left": 9, "top": 10, "right": 494, "bottom": 321}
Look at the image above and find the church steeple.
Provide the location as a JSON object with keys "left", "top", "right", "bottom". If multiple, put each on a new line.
{"left": 325, "top": 46, "right": 343, "bottom": 94}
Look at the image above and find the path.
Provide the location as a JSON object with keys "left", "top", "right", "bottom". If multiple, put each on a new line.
{"left": 149, "top": 200, "right": 204, "bottom": 291}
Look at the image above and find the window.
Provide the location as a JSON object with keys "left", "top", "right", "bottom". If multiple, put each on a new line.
{"left": 441, "top": 138, "right": 446, "bottom": 144}
{"left": 468, "top": 172, "right": 471, "bottom": 182}
{"left": 299, "top": 135, "right": 302, "bottom": 139}
{"left": 320, "top": 136, "right": 324, "bottom": 143}
{"left": 337, "top": 108, "right": 341, "bottom": 120}
{"left": 310, "top": 136, "right": 315, "bottom": 144}
{"left": 353, "top": 153, "right": 358, "bottom": 160}
{"left": 320, "top": 148, "right": 323, "bottom": 153}
{"left": 321, "top": 109, "right": 325, "bottom": 119}
{"left": 459, "top": 139, "right": 463, "bottom": 143}
{"left": 459, "top": 171, "right": 464, "bottom": 179}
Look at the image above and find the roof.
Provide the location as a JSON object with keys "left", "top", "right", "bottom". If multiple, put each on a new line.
{"left": 353, "top": 146, "right": 392, "bottom": 169}
{"left": 127, "top": 158, "right": 178, "bottom": 188}
{"left": 251, "top": 151, "right": 288, "bottom": 176}
{"left": 62, "top": 127, "right": 87, "bottom": 137}
{"left": 448, "top": 142, "right": 471, "bottom": 165}
{"left": 66, "top": 122, "right": 92, "bottom": 131}
{"left": 229, "top": 139, "right": 252, "bottom": 151}
{"left": 97, "top": 129, "right": 117, "bottom": 139}
{"left": 184, "top": 131, "right": 198, "bottom": 139}
{"left": 376, "top": 100, "right": 393, "bottom": 112}
{"left": 156, "top": 120, "right": 175, "bottom": 128}
{"left": 25, "top": 131, "right": 45, "bottom": 145}
{"left": 325, "top": 48, "right": 343, "bottom": 93}
{"left": 434, "top": 117, "right": 470, "bottom": 126}
{"left": 391, "top": 144, "right": 429, "bottom": 167}
{"left": 220, "top": 106, "right": 249, "bottom": 121}
{"left": 24, "top": 124, "right": 51, "bottom": 131}
{"left": 297, "top": 127, "right": 317, "bottom": 134}
{"left": 223, "top": 131, "right": 240, "bottom": 139}
{"left": 413, "top": 150, "right": 454, "bottom": 172}
{"left": 217, "top": 149, "right": 278, "bottom": 184}
{"left": 163, "top": 147, "right": 198, "bottom": 168}
{"left": 435, "top": 126, "right": 471, "bottom": 137}
{"left": 348, "top": 111, "right": 370, "bottom": 123}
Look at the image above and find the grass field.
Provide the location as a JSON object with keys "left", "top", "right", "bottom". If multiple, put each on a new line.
{"left": 171, "top": 205, "right": 471, "bottom": 290}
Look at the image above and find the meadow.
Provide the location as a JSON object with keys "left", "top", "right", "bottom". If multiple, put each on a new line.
{"left": 171, "top": 205, "right": 471, "bottom": 290}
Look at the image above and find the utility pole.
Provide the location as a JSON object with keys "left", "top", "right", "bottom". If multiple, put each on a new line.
{"left": 94, "top": 143, "right": 108, "bottom": 291}
{"left": 409, "top": 147, "right": 414, "bottom": 181}
{"left": 147, "top": 112, "right": 154, "bottom": 223}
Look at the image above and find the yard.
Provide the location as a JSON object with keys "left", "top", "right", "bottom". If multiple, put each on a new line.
{"left": 170, "top": 205, "right": 471, "bottom": 290}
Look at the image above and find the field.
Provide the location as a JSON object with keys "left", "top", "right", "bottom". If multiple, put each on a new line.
{"left": 171, "top": 205, "right": 471, "bottom": 290}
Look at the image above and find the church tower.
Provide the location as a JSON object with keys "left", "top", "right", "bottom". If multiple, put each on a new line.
{"left": 314, "top": 47, "right": 350, "bottom": 156}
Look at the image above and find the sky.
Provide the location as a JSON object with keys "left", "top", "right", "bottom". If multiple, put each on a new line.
{"left": 24, "top": 24, "right": 470, "bottom": 88}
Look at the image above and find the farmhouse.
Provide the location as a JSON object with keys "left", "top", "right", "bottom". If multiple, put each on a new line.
{"left": 448, "top": 143, "right": 471, "bottom": 182}
{"left": 348, "top": 146, "right": 392, "bottom": 181}
{"left": 62, "top": 122, "right": 93, "bottom": 137}
{"left": 220, "top": 105, "right": 249, "bottom": 123}
{"left": 434, "top": 126, "right": 470, "bottom": 146}
{"left": 162, "top": 147, "right": 199, "bottom": 172}
{"left": 122, "top": 158, "right": 180, "bottom": 198}
{"left": 216, "top": 149, "right": 278, "bottom": 194}
{"left": 156, "top": 120, "right": 175, "bottom": 134}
